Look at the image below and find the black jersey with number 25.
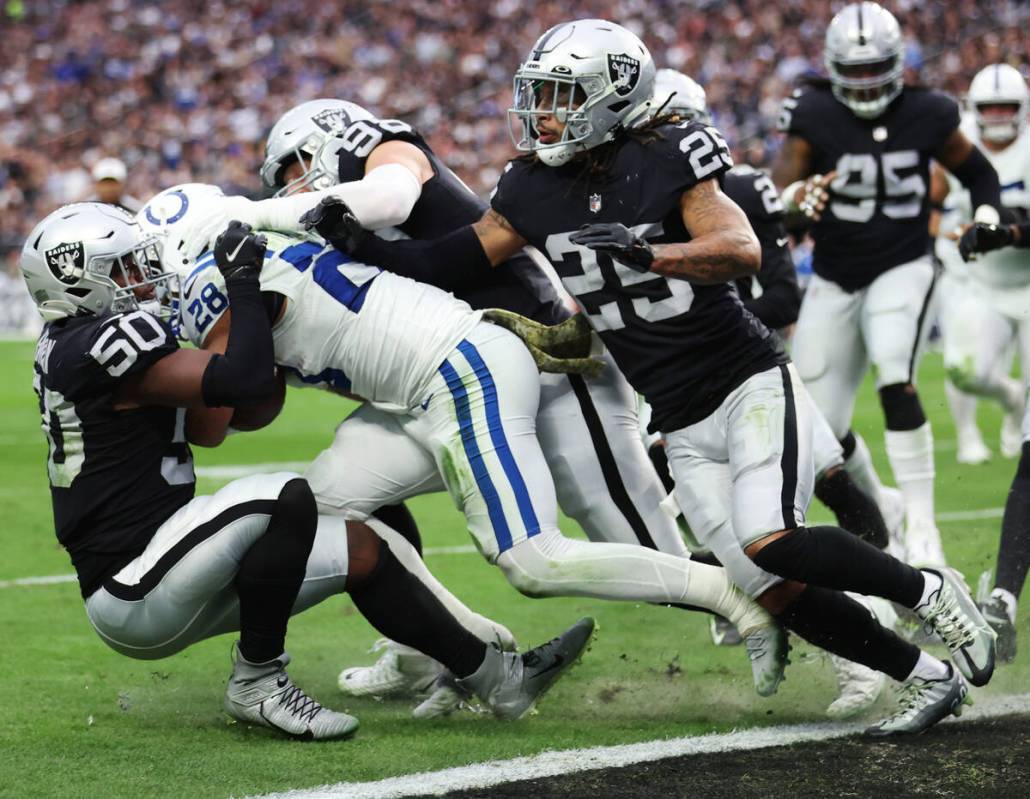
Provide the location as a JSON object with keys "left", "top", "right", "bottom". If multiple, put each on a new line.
{"left": 491, "top": 121, "right": 785, "bottom": 433}
{"left": 32, "top": 310, "right": 195, "bottom": 597}
{"left": 779, "top": 81, "right": 960, "bottom": 291}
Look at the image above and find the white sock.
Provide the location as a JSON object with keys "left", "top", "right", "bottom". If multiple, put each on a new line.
{"left": 944, "top": 379, "right": 983, "bottom": 446}
{"left": 992, "top": 587, "right": 1018, "bottom": 622}
{"left": 884, "top": 422, "right": 936, "bottom": 526}
{"left": 915, "top": 569, "right": 943, "bottom": 611}
{"left": 907, "top": 650, "right": 950, "bottom": 682}
{"left": 843, "top": 432, "right": 889, "bottom": 506}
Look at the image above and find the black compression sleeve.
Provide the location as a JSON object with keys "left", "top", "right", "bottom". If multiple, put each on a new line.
{"left": 950, "top": 145, "right": 1002, "bottom": 214}
{"left": 347, "top": 225, "right": 493, "bottom": 290}
{"left": 201, "top": 278, "right": 277, "bottom": 407}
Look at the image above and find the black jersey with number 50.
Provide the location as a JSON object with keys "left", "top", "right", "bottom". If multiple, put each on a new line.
{"left": 32, "top": 311, "right": 195, "bottom": 597}
{"left": 778, "top": 81, "right": 960, "bottom": 291}
{"left": 491, "top": 121, "right": 785, "bottom": 433}
{"left": 335, "top": 116, "right": 566, "bottom": 324}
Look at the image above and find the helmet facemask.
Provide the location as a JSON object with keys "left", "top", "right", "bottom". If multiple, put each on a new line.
{"left": 105, "top": 235, "right": 180, "bottom": 321}
{"left": 827, "top": 53, "right": 903, "bottom": 119}
{"left": 262, "top": 132, "right": 340, "bottom": 197}
{"left": 976, "top": 102, "right": 1024, "bottom": 143}
{"left": 509, "top": 74, "right": 604, "bottom": 166}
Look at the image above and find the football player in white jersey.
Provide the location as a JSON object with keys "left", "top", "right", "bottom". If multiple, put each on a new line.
{"left": 935, "top": 65, "right": 1030, "bottom": 468}
{"left": 142, "top": 183, "right": 790, "bottom": 708}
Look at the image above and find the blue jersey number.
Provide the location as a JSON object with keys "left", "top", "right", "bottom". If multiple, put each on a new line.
{"left": 187, "top": 282, "right": 229, "bottom": 335}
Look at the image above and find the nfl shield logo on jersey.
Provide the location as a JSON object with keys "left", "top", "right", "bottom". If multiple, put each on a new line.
{"left": 589, "top": 193, "right": 602, "bottom": 213}
{"left": 44, "top": 241, "right": 85, "bottom": 285}
{"left": 607, "top": 54, "right": 640, "bottom": 96}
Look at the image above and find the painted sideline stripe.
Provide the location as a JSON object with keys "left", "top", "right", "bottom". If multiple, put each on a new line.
{"left": 248, "top": 693, "right": 1030, "bottom": 799}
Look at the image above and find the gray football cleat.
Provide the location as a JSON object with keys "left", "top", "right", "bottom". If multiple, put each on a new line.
{"left": 980, "top": 595, "right": 1017, "bottom": 664}
{"left": 458, "top": 617, "right": 595, "bottom": 720}
{"left": 744, "top": 623, "right": 789, "bottom": 697}
{"left": 864, "top": 662, "right": 970, "bottom": 737}
{"left": 709, "top": 614, "right": 743, "bottom": 647}
{"left": 224, "top": 646, "right": 358, "bottom": 741}
{"left": 915, "top": 569, "right": 996, "bottom": 686}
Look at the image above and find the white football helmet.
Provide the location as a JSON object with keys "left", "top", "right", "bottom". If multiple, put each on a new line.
{"left": 654, "top": 69, "right": 709, "bottom": 123}
{"left": 137, "top": 183, "right": 233, "bottom": 274}
{"left": 968, "top": 64, "right": 1029, "bottom": 144}
{"left": 21, "top": 203, "right": 171, "bottom": 322}
{"left": 508, "top": 19, "right": 656, "bottom": 167}
{"left": 824, "top": 2, "right": 904, "bottom": 119}
{"left": 261, "top": 99, "right": 375, "bottom": 195}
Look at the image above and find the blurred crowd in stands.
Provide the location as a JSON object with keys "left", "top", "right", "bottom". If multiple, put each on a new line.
{"left": 1, "top": 0, "right": 1028, "bottom": 322}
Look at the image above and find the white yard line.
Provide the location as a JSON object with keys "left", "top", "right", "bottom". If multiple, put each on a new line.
{"left": 246, "top": 693, "right": 1030, "bottom": 799}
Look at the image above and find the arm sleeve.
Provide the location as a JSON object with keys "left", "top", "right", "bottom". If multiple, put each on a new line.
{"left": 949, "top": 145, "right": 1002, "bottom": 216}
{"left": 344, "top": 225, "right": 493, "bottom": 290}
{"left": 201, "top": 278, "right": 278, "bottom": 407}
{"left": 744, "top": 216, "right": 801, "bottom": 329}
{"left": 231, "top": 162, "right": 423, "bottom": 234}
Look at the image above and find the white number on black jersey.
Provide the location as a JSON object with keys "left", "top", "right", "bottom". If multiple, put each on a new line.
{"left": 339, "top": 119, "right": 414, "bottom": 158}
{"left": 678, "top": 125, "right": 733, "bottom": 181}
{"left": 544, "top": 223, "right": 694, "bottom": 332}
{"left": 830, "top": 150, "right": 926, "bottom": 223}
{"left": 89, "top": 311, "right": 169, "bottom": 377}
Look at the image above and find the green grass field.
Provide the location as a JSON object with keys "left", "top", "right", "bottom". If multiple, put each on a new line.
{"left": 1, "top": 340, "right": 1027, "bottom": 799}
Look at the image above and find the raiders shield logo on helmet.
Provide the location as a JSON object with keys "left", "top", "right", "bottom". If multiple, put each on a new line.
{"left": 311, "top": 107, "right": 347, "bottom": 134}
{"left": 607, "top": 53, "right": 641, "bottom": 97}
{"left": 44, "top": 241, "right": 85, "bottom": 285}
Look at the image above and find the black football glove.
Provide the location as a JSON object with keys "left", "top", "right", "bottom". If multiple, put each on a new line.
{"left": 569, "top": 223, "right": 655, "bottom": 272}
{"left": 958, "top": 222, "right": 1015, "bottom": 262}
{"left": 299, "top": 196, "right": 365, "bottom": 253}
{"left": 213, "top": 221, "right": 267, "bottom": 284}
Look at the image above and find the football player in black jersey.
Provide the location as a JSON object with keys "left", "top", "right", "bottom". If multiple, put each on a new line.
{"left": 22, "top": 203, "right": 588, "bottom": 738}
{"left": 771, "top": 2, "right": 1003, "bottom": 568}
{"left": 312, "top": 18, "right": 998, "bottom": 736}
{"left": 258, "top": 97, "right": 698, "bottom": 700}
{"left": 653, "top": 68, "right": 899, "bottom": 718}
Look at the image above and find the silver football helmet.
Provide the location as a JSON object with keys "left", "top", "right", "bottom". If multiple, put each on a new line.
{"left": 824, "top": 2, "right": 904, "bottom": 119}
{"left": 509, "top": 19, "right": 656, "bottom": 167}
{"left": 261, "top": 99, "right": 375, "bottom": 195}
{"left": 21, "top": 203, "right": 172, "bottom": 322}
{"left": 968, "top": 64, "right": 1029, "bottom": 144}
{"left": 654, "top": 69, "right": 709, "bottom": 123}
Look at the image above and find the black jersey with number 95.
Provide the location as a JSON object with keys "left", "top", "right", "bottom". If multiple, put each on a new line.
{"left": 32, "top": 311, "right": 195, "bottom": 597}
{"left": 778, "top": 81, "right": 960, "bottom": 291}
{"left": 491, "top": 121, "right": 785, "bottom": 433}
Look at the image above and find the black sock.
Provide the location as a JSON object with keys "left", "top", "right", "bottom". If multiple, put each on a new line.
{"left": 996, "top": 444, "right": 1030, "bottom": 599}
{"left": 370, "top": 503, "right": 423, "bottom": 556}
{"left": 752, "top": 525, "right": 925, "bottom": 608}
{"left": 814, "top": 469, "right": 889, "bottom": 549}
{"left": 236, "top": 479, "right": 317, "bottom": 663}
{"left": 780, "top": 586, "right": 920, "bottom": 682}
{"left": 349, "top": 542, "right": 486, "bottom": 677}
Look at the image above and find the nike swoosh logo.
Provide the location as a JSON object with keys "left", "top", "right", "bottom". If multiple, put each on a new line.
{"left": 776, "top": 237, "right": 789, "bottom": 247}
{"left": 530, "top": 654, "right": 565, "bottom": 679}
{"left": 226, "top": 237, "right": 248, "bottom": 263}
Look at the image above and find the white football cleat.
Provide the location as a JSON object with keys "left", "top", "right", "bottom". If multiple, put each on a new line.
{"left": 956, "top": 435, "right": 992, "bottom": 466}
{"left": 826, "top": 654, "right": 886, "bottom": 719}
{"left": 916, "top": 569, "right": 997, "bottom": 687}
{"left": 224, "top": 646, "right": 358, "bottom": 741}
{"left": 1001, "top": 412, "right": 1022, "bottom": 460}
{"left": 904, "top": 519, "right": 947, "bottom": 568}
{"left": 337, "top": 638, "right": 444, "bottom": 698}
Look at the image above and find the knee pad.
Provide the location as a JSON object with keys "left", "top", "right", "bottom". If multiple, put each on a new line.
{"left": 750, "top": 528, "right": 810, "bottom": 578}
{"left": 878, "top": 383, "right": 926, "bottom": 431}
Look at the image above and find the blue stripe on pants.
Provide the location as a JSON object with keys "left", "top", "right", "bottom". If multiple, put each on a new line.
{"left": 438, "top": 358, "right": 514, "bottom": 553}
{"left": 457, "top": 339, "right": 540, "bottom": 538}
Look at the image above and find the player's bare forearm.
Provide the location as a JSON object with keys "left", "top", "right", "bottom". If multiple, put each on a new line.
{"left": 651, "top": 231, "right": 760, "bottom": 283}
{"left": 652, "top": 180, "right": 760, "bottom": 283}
{"left": 770, "top": 135, "right": 814, "bottom": 188}
{"left": 471, "top": 208, "right": 528, "bottom": 266}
